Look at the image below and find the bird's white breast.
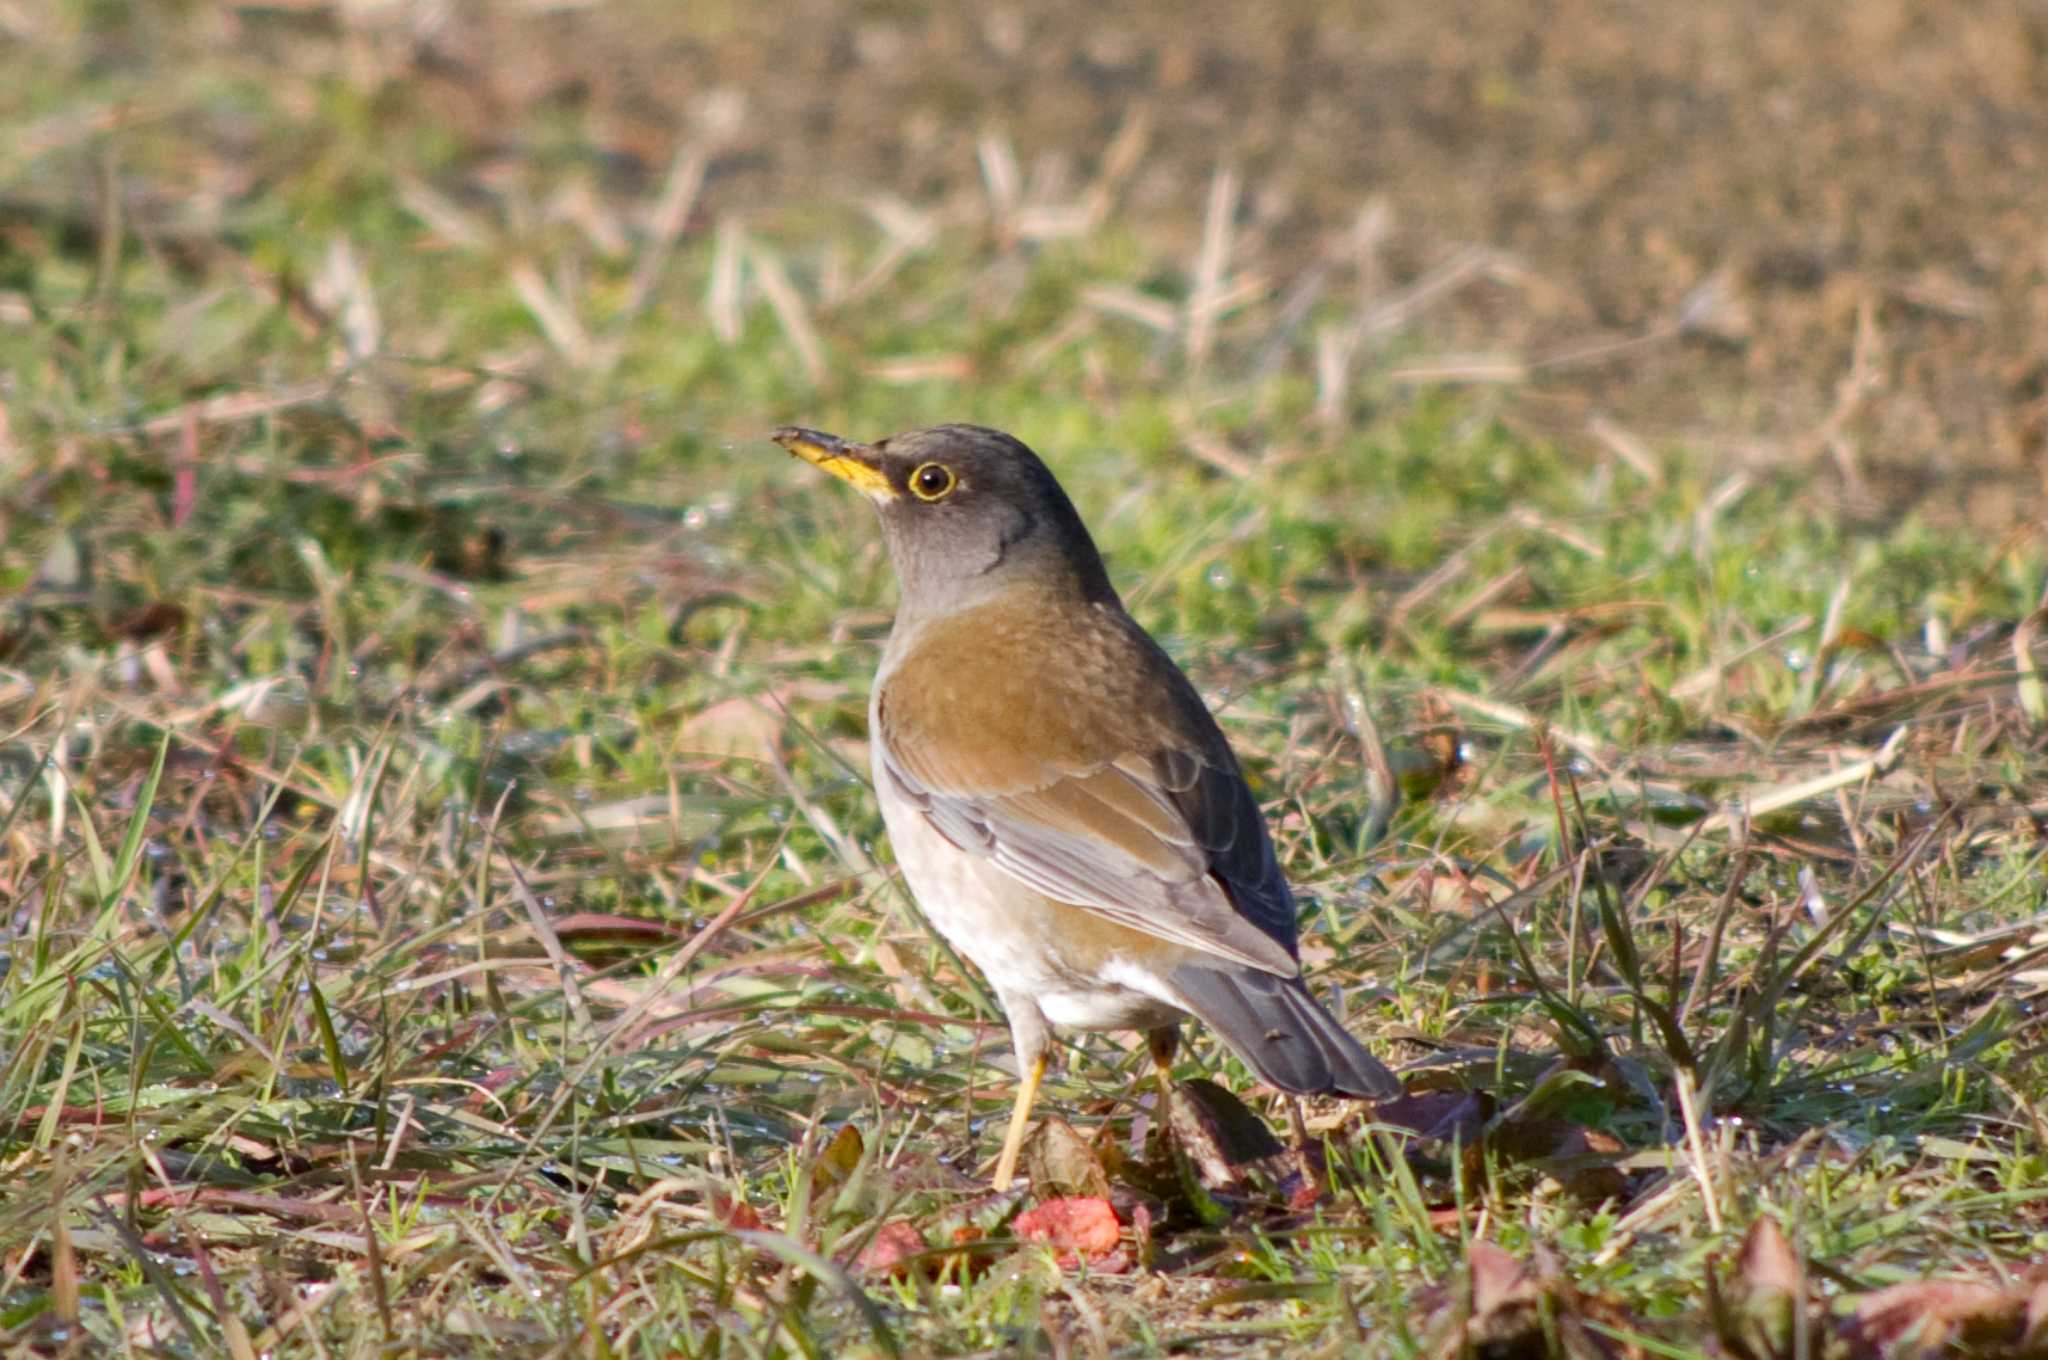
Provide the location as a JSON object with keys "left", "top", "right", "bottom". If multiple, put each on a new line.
{"left": 870, "top": 722, "right": 1184, "bottom": 1034}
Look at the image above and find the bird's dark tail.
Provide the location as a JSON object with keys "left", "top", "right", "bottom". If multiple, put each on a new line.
{"left": 1169, "top": 965, "right": 1401, "bottom": 1099}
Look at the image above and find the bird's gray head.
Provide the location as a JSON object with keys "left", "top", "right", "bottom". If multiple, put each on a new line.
{"left": 774, "top": 423, "right": 1116, "bottom": 622}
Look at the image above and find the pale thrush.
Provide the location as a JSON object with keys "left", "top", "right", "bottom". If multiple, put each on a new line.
{"left": 775, "top": 423, "right": 1401, "bottom": 1189}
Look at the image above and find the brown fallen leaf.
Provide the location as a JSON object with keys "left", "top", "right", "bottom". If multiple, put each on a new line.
{"left": 1427, "top": 1204, "right": 1476, "bottom": 1232}
{"left": 811, "top": 1124, "right": 865, "bottom": 1200}
{"left": 1424, "top": 1240, "right": 1646, "bottom": 1359}
{"left": 1843, "top": 1277, "right": 2028, "bottom": 1358}
{"left": 1707, "top": 1216, "right": 1817, "bottom": 1360}
{"left": 1490, "top": 1116, "right": 1629, "bottom": 1202}
{"left": 108, "top": 600, "right": 188, "bottom": 641}
{"left": 1469, "top": 1240, "right": 1532, "bottom": 1308}
{"left": 1373, "top": 1089, "right": 1492, "bottom": 1144}
{"left": 1024, "top": 1117, "right": 1112, "bottom": 1200}
{"left": 1739, "top": 1215, "right": 1802, "bottom": 1297}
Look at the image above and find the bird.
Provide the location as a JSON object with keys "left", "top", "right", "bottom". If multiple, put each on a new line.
{"left": 774, "top": 422, "right": 1401, "bottom": 1190}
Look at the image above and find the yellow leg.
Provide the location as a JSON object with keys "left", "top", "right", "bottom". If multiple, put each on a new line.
{"left": 1150, "top": 1050, "right": 1176, "bottom": 1106}
{"left": 991, "top": 1051, "right": 1048, "bottom": 1191}
{"left": 1145, "top": 1025, "right": 1180, "bottom": 1128}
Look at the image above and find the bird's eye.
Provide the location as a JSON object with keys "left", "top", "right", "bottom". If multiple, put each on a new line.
{"left": 908, "top": 462, "right": 956, "bottom": 501}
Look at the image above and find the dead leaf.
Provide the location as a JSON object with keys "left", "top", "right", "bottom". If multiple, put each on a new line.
{"left": 1468, "top": 1240, "right": 1539, "bottom": 1316}
{"left": 851, "top": 1221, "right": 926, "bottom": 1279}
{"left": 1166, "top": 1078, "right": 1284, "bottom": 1191}
{"left": 1490, "top": 1117, "right": 1628, "bottom": 1201}
{"left": 814, "top": 1124, "right": 864, "bottom": 1191}
{"left": 1708, "top": 1216, "right": 1814, "bottom": 1360}
{"left": 1427, "top": 1204, "right": 1475, "bottom": 1232}
{"left": 1431, "top": 1240, "right": 1644, "bottom": 1359}
{"left": 1844, "top": 1278, "right": 2026, "bottom": 1357}
{"left": 710, "top": 1193, "right": 764, "bottom": 1232}
{"left": 108, "top": 601, "right": 187, "bottom": 641}
{"left": 1374, "top": 1089, "right": 1491, "bottom": 1144}
{"left": 1739, "top": 1216, "right": 1802, "bottom": 1299}
{"left": 1024, "top": 1117, "right": 1112, "bottom": 1199}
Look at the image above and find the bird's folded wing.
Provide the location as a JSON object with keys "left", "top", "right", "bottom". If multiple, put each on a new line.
{"left": 877, "top": 728, "right": 1300, "bottom": 978}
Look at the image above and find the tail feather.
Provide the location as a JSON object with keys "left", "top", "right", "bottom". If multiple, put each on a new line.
{"left": 1169, "top": 965, "right": 1401, "bottom": 1099}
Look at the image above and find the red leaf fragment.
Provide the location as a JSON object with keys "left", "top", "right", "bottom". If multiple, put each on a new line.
{"left": 710, "top": 1194, "right": 764, "bottom": 1232}
{"left": 1467, "top": 1240, "right": 1537, "bottom": 1316}
{"left": 853, "top": 1221, "right": 927, "bottom": 1279}
{"left": 1014, "top": 1196, "right": 1122, "bottom": 1266}
{"left": 1738, "top": 1215, "right": 1802, "bottom": 1298}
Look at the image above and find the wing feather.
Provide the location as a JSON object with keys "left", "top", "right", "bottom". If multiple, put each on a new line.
{"left": 876, "top": 616, "right": 1301, "bottom": 978}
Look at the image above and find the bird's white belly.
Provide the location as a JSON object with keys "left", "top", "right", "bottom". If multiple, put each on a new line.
{"left": 874, "top": 758, "right": 1184, "bottom": 1033}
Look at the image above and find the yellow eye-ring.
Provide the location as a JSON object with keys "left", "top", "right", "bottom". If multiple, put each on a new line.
{"left": 908, "top": 462, "right": 956, "bottom": 501}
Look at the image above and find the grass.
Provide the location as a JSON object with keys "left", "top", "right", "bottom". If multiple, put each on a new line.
{"left": 4, "top": 4, "right": 2048, "bottom": 1356}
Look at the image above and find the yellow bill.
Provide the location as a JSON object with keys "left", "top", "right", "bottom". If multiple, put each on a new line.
{"left": 772, "top": 426, "right": 896, "bottom": 501}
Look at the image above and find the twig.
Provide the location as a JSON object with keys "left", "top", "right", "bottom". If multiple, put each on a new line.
{"left": 1672, "top": 1066, "right": 1724, "bottom": 1232}
{"left": 1698, "top": 726, "right": 1908, "bottom": 834}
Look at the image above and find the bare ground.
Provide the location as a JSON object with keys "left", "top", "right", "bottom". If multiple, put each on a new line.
{"left": 362, "top": 0, "right": 2048, "bottom": 521}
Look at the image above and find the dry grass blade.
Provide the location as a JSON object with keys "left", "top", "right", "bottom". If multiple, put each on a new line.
{"left": 2014, "top": 606, "right": 2046, "bottom": 727}
{"left": 505, "top": 853, "right": 594, "bottom": 1034}
{"left": 348, "top": 1153, "right": 396, "bottom": 1344}
{"left": 396, "top": 174, "right": 494, "bottom": 249}
{"left": 1434, "top": 687, "right": 1617, "bottom": 771}
{"left": 509, "top": 260, "right": 595, "bottom": 366}
{"left": 1185, "top": 166, "right": 1238, "bottom": 370}
{"left": 623, "top": 142, "right": 710, "bottom": 317}
{"left": 749, "top": 240, "right": 828, "bottom": 385}
{"left": 1081, "top": 283, "right": 1179, "bottom": 333}
{"left": 1698, "top": 726, "right": 1908, "bottom": 834}
{"left": 1671, "top": 1067, "right": 1723, "bottom": 1233}
{"left": 188, "top": 1235, "right": 260, "bottom": 1360}
{"left": 977, "top": 130, "right": 1022, "bottom": 229}
{"left": 1387, "top": 354, "right": 1529, "bottom": 385}
{"left": 708, "top": 215, "right": 747, "bottom": 342}
{"left": 131, "top": 380, "right": 333, "bottom": 435}
{"left": 1351, "top": 244, "right": 1494, "bottom": 342}
{"left": 1586, "top": 413, "right": 1664, "bottom": 484}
